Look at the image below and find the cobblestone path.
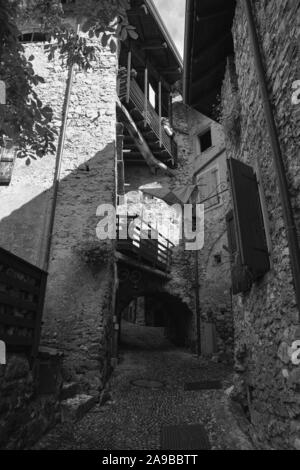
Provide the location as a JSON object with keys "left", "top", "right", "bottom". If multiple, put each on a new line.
{"left": 33, "top": 322, "right": 253, "bottom": 450}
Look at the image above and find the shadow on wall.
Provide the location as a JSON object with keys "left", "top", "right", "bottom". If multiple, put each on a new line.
{"left": 0, "top": 143, "right": 116, "bottom": 391}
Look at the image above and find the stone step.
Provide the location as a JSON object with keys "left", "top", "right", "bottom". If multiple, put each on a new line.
{"left": 60, "top": 382, "right": 79, "bottom": 401}
{"left": 61, "top": 394, "right": 98, "bottom": 422}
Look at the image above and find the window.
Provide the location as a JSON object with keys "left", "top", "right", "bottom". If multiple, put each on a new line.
{"left": 214, "top": 253, "right": 222, "bottom": 265}
{"left": 198, "top": 128, "right": 212, "bottom": 153}
{"left": 149, "top": 83, "right": 156, "bottom": 109}
{"left": 0, "top": 138, "right": 16, "bottom": 186}
{"left": 196, "top": 165, "right": 220, "bottom": 210}
{"left": 19, "top": 32, "right": 47, "bottom": 43}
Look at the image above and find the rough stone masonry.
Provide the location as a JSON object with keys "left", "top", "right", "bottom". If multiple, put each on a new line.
{"left": 0, "top": 35, "right": 119, "bottom": 393}
{"left": 221, "top": 0, "right": 300, "bottom": 450}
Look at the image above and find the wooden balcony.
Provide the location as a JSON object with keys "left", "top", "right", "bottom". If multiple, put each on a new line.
{"left": 118, "top": 76, "right": 178, "bottom": 167}
{"left": 117, "top": 216, "right": 174, "bottom": 273}
{"left": 0, "top": 247, "right": 47, "bottom": 358}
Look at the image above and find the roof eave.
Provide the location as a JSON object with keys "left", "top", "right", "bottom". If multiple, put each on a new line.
{"left": 183, "top": 0, "right": 194, "bottom": 105}
{"left": 183, "top": 0, "right": 236, "bottom": 119}
{"left": 144, "top": 0, "right": 183, "bottom": 70}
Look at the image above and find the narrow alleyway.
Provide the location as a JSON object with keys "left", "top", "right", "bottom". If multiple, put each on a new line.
{"left": 33, "top": 322, "right": 252, "bottom": 450}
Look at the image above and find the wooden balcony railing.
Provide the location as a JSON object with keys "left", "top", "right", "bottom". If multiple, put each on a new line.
{"left": 116, "top": 216, "right": 174, "bottom": 273}
{"left": 0, "top": 247, "right": 47, "bottom": 358}
{"left": 118, "top": 75, "right": 178, "bottom": 166}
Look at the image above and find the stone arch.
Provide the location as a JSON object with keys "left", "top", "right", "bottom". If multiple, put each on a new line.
{"left": 116, "top": 262, "right": 194, "bottom": 347}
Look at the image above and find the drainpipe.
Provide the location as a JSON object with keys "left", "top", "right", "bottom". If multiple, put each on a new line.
{"left": 42, "top": 26, "right": 79, "bottom": 272}
{"left": 191, "top": 186, "right": 201, "bottom": 356}
{"left": 243, "top": 0, "right": 300, "bottom": 315}
{"left": 194, "top": 248, "right": 201, "bottom": 356}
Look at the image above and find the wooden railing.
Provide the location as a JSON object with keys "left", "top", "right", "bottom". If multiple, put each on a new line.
{"left": 0, "top": 247, "right": 47, "bottom": 358}
{"left": 130, "top": 79, "right": 176, "bottom": 158}
{"left": 116, "top": 216, "right": 174, "bottom": 273}
{"left": 118, "top": 74, "right": 178, "bottom": 165}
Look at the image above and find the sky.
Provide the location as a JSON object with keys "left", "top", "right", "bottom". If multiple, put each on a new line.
{"left": 152, "top": 0, "right": 185, "bottom": 59}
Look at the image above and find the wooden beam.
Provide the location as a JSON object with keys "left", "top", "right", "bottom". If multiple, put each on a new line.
{"left": 158, "top": 80, "right": 162, "bottom": 147}
{"left": 116, "top": 123, "right": 125, "bottom": 198}
{"left": 126, "top": 43, "right": 171, "bottom": 92}
{"left": 144, "top": 66, "right": 148, "bottom": 128}
{"left": 126, "top": 50, "right": 132, "bottom": 103}
{"left": 168, "top": 93, "right": 173, "bottom": 126}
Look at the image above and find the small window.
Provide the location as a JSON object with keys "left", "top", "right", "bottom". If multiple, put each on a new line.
{"left": 198, "top": 128, "right": 212, "bottom": 153}
{"left": 214, "top": 253, "right": 222, "bottom": 265}
{"left": 0, "top": 138, "right": 16, "bottom": 186}
{"left": 149, "top": 83, "right": 156, "bottom": 109}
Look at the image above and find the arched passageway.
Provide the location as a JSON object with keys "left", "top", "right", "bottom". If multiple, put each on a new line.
{"left": 119, "top": 292, "right": 194, "bottom": 349}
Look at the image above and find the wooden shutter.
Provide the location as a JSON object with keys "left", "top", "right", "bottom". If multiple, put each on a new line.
{"left": 226, "top": 210, "right": 252, "bottom": 294}
{"left": 227, "top": 158, "right": 270, "bottom": 280}
{"left": 226, "top": 210, "right": 237, "bottom": 262}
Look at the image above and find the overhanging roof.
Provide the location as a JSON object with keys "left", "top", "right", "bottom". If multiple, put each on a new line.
{"left": 125, "top": 0, "right": 183, "bottom": 86}
{"left": 183, "top": 0, "right": 236, "bottom": 119}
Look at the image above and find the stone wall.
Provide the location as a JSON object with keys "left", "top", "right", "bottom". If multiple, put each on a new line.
{"left": 175, "top": 103, "right": 233, "bottom": 358}
{"left": 0, "top": 353, "right": 62, "bottom": 450}
{"left": 166, "top": 101, "right": 201, "bottom": 348}
{"left": 0, "top": 34, "right": 118, "bottom": 393}
{"left": 221, "top": 0, "right": 300, "bottom": 449}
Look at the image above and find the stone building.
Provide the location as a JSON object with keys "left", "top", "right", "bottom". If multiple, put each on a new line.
{"left": 120, "top": 97, "right": 235, "bottom": 356}
{"left": 0, "top": 0, "right": 198, "bottom": 448}
{"left": 184, "top": 0, "right": 300, "bottom": 449}
{"left": 182, "top": 103, "right": 233, "bottom": 359}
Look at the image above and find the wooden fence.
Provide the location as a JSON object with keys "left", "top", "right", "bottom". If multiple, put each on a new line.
{"left": 0, "top": 247, "right": 47, "bottom": 358}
